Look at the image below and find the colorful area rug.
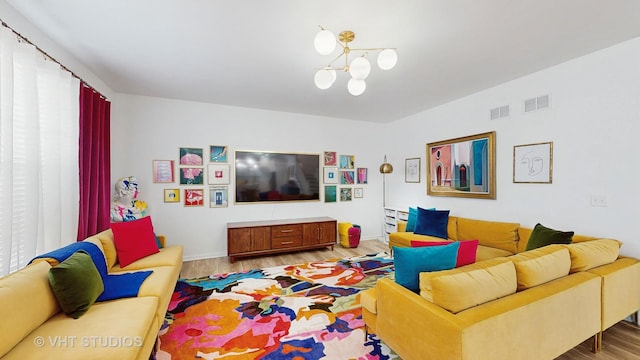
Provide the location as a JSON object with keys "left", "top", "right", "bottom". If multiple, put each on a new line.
{"left": 157, "top": 253, "right": 397, "bottom": 359}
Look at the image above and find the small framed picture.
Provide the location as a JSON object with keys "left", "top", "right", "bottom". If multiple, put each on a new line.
{"left": 180, "top": 167, "right": 204, "bottom": 185}
{"left": 179, "top": 147, "right": 203, "bottom": 165}
{"left": 339, "top": 155, "right": 355, "bottom": 169}
{"left": 184, "top": 188, "right": 204, "bottom": 207}
{"left": 340, "top": 170, "right": 355, "bottom": 184}
{"left": 324, "top": 151, "right": 337, "bottom": 166}
{"left": 153, "top": 160, "right": 175, "bottom": 183}
{"left": 405, "top": 157, "right": 421, "bottom": 183}
{"left": 164, "top": 189, "right": 180, "bottom": 203}
{"left": 324, "top": 185, "right": 337, "bottom": 203}
{"left": 209, "top": 186, "right": 228, "bottom": 207}
{"left": 208, "top": 164, "right": 230, "bottom": 184}
{"left": 354, "top": 187, "right": 363, "bottom": 198}
{"left": 513, "top": 142, "right": 553, "bottom": 183}
{"left": 340, "top": 187, "right": 352, "bottom": 201}
{"left": 210, "top": 145, "right": 228, "bottom": 163}
{"left": 323, "top": 167, "right": 339, "bottom": 184}
{"left": 357, "top": 168, "right": 368, "bottom": 184}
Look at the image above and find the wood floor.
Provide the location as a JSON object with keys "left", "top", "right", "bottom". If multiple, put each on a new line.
{"left": 181, "top": 240, "right": 640, "bottom": 360}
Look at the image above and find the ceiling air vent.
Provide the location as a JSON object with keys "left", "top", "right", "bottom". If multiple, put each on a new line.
{"left": 489, "top": 105, "right": 510, "bottom": 120}
{"left": 524, "top": 94, "right": 551, "bottom": 112}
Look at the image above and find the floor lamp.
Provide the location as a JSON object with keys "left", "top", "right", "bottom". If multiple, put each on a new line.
{"left": 379, "top": 155, "right": 393, "bottom": 207}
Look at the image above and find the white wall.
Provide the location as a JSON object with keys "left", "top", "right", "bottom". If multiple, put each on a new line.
{"left": 382, "top": 37, "right": 640, "bottom": 258}
{"left": 111, "top": 95, "right": 387, "bottom": 260}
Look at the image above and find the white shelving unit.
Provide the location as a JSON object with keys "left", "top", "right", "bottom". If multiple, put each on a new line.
{"left": 382, "top": 207, "right": 409, "bottom": 243}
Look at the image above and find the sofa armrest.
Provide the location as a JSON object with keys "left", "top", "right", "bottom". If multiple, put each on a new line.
{"left": 397, "top": 221, "right": 407, "bottom": 232}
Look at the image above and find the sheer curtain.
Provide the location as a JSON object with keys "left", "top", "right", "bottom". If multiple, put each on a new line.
{"left": 0, "top": 27, "right": 80, "bottom": 276}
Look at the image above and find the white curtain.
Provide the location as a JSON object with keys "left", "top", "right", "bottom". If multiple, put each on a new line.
{"left": 0, "top": 26, "right": 80, "bottom": 276}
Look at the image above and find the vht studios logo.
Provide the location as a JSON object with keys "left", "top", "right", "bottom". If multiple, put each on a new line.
{"left": 33, "top": 335, "right": 143, "bottom": 348}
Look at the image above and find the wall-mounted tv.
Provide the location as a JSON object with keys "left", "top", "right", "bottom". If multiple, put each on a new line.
{"left": 235, "top": 150, "right": 320, "bottom": 203}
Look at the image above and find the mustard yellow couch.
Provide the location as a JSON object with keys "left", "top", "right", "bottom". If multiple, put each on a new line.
{"left": 361, "top": 216, "right": 640, "bottom": 360}
{"left": 0, "top": 229, "right": 183, "bottom": 360}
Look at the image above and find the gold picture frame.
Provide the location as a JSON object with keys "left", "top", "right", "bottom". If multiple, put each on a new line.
{"left": 426, "top": 131, "right": 496, "bottom": 199}
{"left": 164, "top": 189, "right": 180, "bottom": 203}
{"left": 513, "top": 141, "right": 553, "bottom": 184}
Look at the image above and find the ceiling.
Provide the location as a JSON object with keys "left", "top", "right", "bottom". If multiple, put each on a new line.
{"left": 6, "top": 0, "right": 640, "bottom": 123}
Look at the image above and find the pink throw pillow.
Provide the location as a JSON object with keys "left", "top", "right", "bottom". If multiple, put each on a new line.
{"left": 110, "top": 216, "right": 159, "bottom": 268}
{"left": 410, "top": 239, "right": 479, "bottom": 267}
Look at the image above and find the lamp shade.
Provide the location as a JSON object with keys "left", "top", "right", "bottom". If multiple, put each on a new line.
{"left": 379, "top": 155, "right": 393, "bottom": 174}
{"left": 349, "top": 57, "right": 371, "bottom": 80}
{"left": 314, "top": 30, "right": 336, "bottom": 55}
{"left": 347, "top": 78, "right": 366, "bottom": 96}
{"left": 377, "top": 49, "right": 398, "bottom": 70}
{"left": 314, "top": 68, "right": 336, "bottom": 90}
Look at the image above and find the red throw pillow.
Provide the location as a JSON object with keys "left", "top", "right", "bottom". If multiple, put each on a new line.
{"left": 110, "top": 216, "right": 160, "bottom": 268}
{"left": 410, "top": 239, "right": 479, "bottom": 267}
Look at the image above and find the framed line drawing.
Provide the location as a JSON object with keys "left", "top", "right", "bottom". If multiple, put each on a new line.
{"left": 179, "top": 147, "right": 203, "bottom": 165}
{"left": 513, "top": 141, "right": 553, "bottom": 184}
{"left": 164, "top": 189, "right": 180, "bottom": 203}
{"left": 323, "top": 167, "right": 339, "bottom": 184}
{"left": 209, "top": 186, "right": 229, "bottom": 207}
{"left": 208, "top": 164, "right": 230, "bottom": 185}
{"left": 210, "top": 145, "right": 228, "bottom": 163}
{"left": 405, "top": 157, "right": 420, "bottom": 183}
{"left": 354, "top": 187, "right": 363, "bottom": 198}
{"left": 180, "top": 167, "right": 204, "bottom": 185}
{"left": 184, "top": 188, "right": 204, "bottom": 207}
{"left": 153, "top": 160, "right": 175, "bottom": 183}
{"left": 426, "top": 131, "right": 496, "bottom": 199}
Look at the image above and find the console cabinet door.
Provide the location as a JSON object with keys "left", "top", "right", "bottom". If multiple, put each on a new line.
{"left": 228, "top": 226, "right": 271, "bottom": 254}
{"left": 251, "top": 227, "right": 271, "bottom": 251}
{"left": 303, "top": 222, "right": 337, "bottom": 246}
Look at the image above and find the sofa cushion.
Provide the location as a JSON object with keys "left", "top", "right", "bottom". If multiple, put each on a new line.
{"left": 110, "top": 216, "right": 160, "bottom": 268}
{"left": 6, "top": 296, "right": 158, "bottom": 360}
{"left": 525, "top": 223, "right": 574, "bottom": 251}
{"left": 0, "top": 262, "right": 61, "bottom": 358}
{"left": 393, "top": 243, "right": 459, "bottom": 292}
{"left": 510, "top": 245, "right": 571, "bottom": 291}
{"left": 414, "top": 208, "right": 449, "bottom": 239}
{"left": 97, "top": 229, "right": 118, "bottom": 269}
{"left": 420, "top": 257, "right": 517, "bottom": 313}
{"left": 476, "top": 245, "right": 513, "bottom": 261}
{"left": 48, "top": 250, "right": 104, "bottom": 319}
{"left": 456, "top": 217, "right": 519, "bottom": 254}
{"left": 411, "top": 240, "right": 479, "bottom": 267}
{"left": 565, "top": 239, "right": 621, "bottom": 273}
{"left": 135, "top": 265, "right": 182, "bottom": 328}
{"left": 109, "top": 245, "right": 184, "bottom": 272}
{"left": 360, "top": 288, "right": 377, "bottom": 315}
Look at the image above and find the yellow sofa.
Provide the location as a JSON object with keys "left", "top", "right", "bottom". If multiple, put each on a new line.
{"left": 362, "top": 216, "right": 640, "bottom": 360}
{"left": 0, "top": 229, "right": 183, "bottom": 360}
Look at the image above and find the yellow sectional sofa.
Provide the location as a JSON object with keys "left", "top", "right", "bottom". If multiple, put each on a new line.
{"left": 362, "top": 216, "right": 640, "bottom": 360}
{"left": 0, "top": 229, "right": 183, "bottom": 360}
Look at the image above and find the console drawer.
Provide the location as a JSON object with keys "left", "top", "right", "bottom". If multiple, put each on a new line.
{"left": 272, "top": 224, "right": 302, "bottom": 239}
{"left": 272, "top": 237, "right": 303, "bottom": 249}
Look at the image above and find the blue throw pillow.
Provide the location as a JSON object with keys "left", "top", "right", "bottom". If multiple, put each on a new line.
{"left": 393, "top": 243, "right": 460, "bottom": 292}
{"left": 414, "top": 208, "right": 450, "bottom": 239}
{"left": 405, "top": 207, "right": 435, "bottom": 232}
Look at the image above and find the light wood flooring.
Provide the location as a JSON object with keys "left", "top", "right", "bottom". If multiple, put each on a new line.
{"left": 181, "top": 240, "right": 640, "bottom": 359}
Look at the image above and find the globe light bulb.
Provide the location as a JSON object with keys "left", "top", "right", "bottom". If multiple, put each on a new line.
{"left": 314, "top": 30, "right": 336, "bottom": 55}
{"left": 347, "top": 78, "right": 366, "bottom": 96}
{"left": 314, "top": 69, "right": 335, "bottom": 90}
{"left": 377, "top": 49, "right": 398, "bottom": 70}
{"left": 349, "top": 57, "right": 371, "bottom": 80}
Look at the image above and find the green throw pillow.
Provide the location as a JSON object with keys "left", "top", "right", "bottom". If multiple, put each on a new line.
{"left": 525, "top": 223, "right": 574, "bottom": 251}
{"left": 48, "top": 250, "right": 104, "bottom": 319}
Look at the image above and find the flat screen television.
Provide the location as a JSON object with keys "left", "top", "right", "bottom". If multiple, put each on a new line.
{"left": 234, "top": 150, "right": 320, "bottom": 203}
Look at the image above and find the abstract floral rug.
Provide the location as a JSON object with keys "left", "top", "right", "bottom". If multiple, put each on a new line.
{"left": 157, "top": 253, "right": 397, "bottom": 359}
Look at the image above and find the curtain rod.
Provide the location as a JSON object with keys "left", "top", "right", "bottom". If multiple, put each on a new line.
{"left": 0, "top": 18, "right": 108, "bottom": 100}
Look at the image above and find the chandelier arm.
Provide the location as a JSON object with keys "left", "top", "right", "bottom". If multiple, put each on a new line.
{"left": 323, "top": 50, "right": 348, "bottom": 69}
{"left": 348, "top": 47, "right": 397, "bottom": 52}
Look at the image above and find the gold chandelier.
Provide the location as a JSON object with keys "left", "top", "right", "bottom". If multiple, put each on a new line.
{"left": 313, "top": 26, "right": 397, "bottom": 96}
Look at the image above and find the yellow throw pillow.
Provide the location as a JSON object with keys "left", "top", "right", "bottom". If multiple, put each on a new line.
{"left": 565, "top": 239, "right": 621, "bottom": 273}
{"left": 510, "top": 245, "right": 570, "bottom": 291}
{"left": 420, "top": 257, "right": 517, "bottom": 313}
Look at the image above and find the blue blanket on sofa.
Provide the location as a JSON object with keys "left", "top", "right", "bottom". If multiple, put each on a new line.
{"left": 31, "top": 241, "right": 152, "bottom": 302}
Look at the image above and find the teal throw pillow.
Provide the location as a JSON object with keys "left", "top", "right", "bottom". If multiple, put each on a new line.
{"left": 525, "top": 223, "right": 574, "bottom": 251}
{"left": 48, "top": 250, "right": 104, "bottom": 319}
{"left": 393, "top": 242, "right": 460, "bottom": 292}
{"left": 414, "top": 208, "right": 449, "bottom": 239}
{"left": 406, "top": 207, "right": 435, "bottom": 232}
